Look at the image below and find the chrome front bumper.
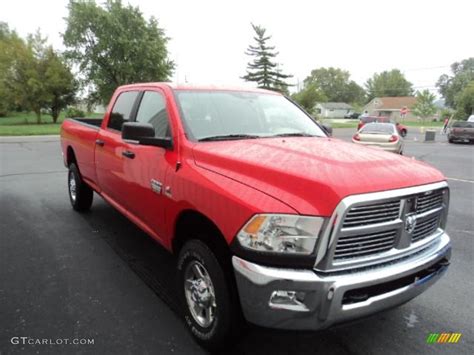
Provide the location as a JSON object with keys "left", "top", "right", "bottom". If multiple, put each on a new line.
{"left": 232, "top": 233, "right": 451, "bottom": 330}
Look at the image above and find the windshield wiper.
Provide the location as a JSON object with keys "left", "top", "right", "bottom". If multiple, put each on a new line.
{"left": 198, "top": 134, "right": 262, "bottom": 142}
{"left": 270, "top": 132, "right": 318, "bottom": 138}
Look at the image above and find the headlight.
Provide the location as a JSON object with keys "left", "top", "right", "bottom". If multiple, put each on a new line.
{"left": 236, "top": 214, "right": 325, "bottom": 255}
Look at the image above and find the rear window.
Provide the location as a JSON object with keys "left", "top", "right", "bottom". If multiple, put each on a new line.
{"left": 361, "top": 117, "right": 391, "bottom": 123}
{"left": 361, "top": 123, "right": 395, "bottom": 134}
{"left": 108, "top": 91, "right": 139, "bottom": 131}
{"left": 452, "top": 122, "right": 472, "bottom": 128}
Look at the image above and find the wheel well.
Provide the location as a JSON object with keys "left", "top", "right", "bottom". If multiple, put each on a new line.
{"left": 172, "top": 210, "right": 231, "bottom": 261}
{"left": 66, "top": 146, "right": 77, "bottom": 167}
{"left": 173, "top": 210, "right": 244, "bottom": 326}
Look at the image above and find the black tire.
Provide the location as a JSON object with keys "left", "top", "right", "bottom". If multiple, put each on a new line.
{"left": 448, "top": 138, "right": 454, "bottom": 143}
{"left": 68, "top": 163, "right": 93, "bottom": 211}
{"left": 177, "top": 239, "right": 240, "bottom": 350}
{"left": 401, "top": 129, "right": 407, "bottom": 137}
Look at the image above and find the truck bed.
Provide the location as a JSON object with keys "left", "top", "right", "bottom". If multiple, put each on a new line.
{"left": 61, "top": 117, "right": 103, "bottom": 186}
{"left": 66, "top": 117, "right": 103, "bottom": 129}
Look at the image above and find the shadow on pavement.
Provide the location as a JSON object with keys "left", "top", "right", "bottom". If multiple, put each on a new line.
{"left": 82, "top": 199, "right": 403, "bottom": 354}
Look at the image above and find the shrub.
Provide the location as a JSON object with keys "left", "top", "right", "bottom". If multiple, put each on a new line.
{"left": 65, "top": 107, "right": 85, "bottom": 118}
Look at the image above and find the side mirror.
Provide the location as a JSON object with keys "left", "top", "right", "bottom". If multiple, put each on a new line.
{"left": 122, "top": 122, "right": 173, "bottom": 149}
{"left": 122, "top": 122, "right": 155, "bottom": 140}
{"left": 322, "top": 123, "right": 333, "bottom": 136}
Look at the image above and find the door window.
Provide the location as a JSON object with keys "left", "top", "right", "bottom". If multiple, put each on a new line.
{"left": 135, "top": 91, "right": 171, "bottom": 138}
{"left": 108, "top": 91, "right": 139, "bottom": 131}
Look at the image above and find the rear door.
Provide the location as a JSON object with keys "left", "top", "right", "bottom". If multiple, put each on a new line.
{"left": 95, "top": 90, "right": 140, "bottom": 207}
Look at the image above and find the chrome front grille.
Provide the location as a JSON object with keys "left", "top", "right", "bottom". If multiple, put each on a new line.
{"left": 343, "top": 201, "right": 401, "bottom": 228}
{"left": 412, "top": 214, "right": 440, "bottom": 242}
{"left": 333, "top": 229, "right": 397, "bottom": 260}
{"left": 316, "top": 182, "right": 449, "bottom": 271}
{"left": 416, "top": 190, "right": 444, "bottom": 214}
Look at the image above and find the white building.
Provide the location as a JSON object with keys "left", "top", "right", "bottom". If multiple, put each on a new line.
{"left": 315, "top": 102, "right": 352, "bottom": 118}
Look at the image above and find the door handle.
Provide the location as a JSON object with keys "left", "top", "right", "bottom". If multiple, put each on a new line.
{"left": 95, "top": 139, "right": 105, "bottom": 147}
{"left": 122, "top": 150, "right": 135, "bottom": 159}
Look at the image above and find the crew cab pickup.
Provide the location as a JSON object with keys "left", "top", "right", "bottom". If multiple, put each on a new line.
{"left": 61, "top": 83, "right": 451, "bottom": 349}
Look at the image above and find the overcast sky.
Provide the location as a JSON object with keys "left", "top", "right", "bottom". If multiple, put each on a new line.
{"left": 1, "top": 0, "right": 473, "bottom": 95}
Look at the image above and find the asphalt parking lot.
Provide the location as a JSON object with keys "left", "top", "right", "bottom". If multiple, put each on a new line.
{"left": 1, "top": 131, "right": 473, "bottom": 355}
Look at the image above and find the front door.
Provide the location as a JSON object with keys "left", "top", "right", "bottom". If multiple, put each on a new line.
{"left": 119, "top": 89, "right": 176, "bottom": 242}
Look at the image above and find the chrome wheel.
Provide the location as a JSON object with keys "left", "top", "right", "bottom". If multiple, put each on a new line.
{"left": 69, "top": 171, "right": 77, "bottom": 202}
{"left": 184, "top": 260, "right": 216, "bottom": 328}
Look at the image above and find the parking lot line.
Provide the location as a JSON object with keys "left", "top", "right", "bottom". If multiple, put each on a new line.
{"left": 447, "top": 177, "right": 474, "bottom": 184}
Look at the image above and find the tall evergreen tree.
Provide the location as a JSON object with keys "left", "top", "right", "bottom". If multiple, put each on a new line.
{"left": 242, "top": 24, "right": 292, "bottom": 93}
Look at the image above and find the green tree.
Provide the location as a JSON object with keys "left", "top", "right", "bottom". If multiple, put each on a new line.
{"left": 365, "top": 69, "right": 413, "bottom": 100}
{"left": 63, "top": 0, "right": 174, "bottom": 104}
{"left": 1, "top": 26, "right": 78, "bottom": 123}
{"left": 303, "top": 67, "right": 365, "bottom": 104}
{"left": 43, "top": 48, "right": 77, "bottom": 123}
{"left": 291, "top": 83, "right": 327, "bottom": 115}
{"left": 5, "top": 31, "right": 51, "bottom": 123}
{"left": 242, "top": 23, "right": 292, "bottom": 92}
{"left": 412, "top": 90, "right": 437, "bottom": 123}
{"left": 0, "top": 22, "right": 25, "bottom": 115}
{"left": 454, "top": 82, "right": 474, "bottom": 119}
{"left": 436, "top": 58, "right": 474, "bottom": 109}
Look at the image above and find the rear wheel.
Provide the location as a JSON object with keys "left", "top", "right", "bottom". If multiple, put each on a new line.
{"left": 400, "top": 129, "right": 407, "bottom": 137}
{"left": 448, "top": 138, "right": 454, "bottom": 143}
{"left": 68, "top": 163, "right": 93, "bottom": 211}
{"left": 177, "top": 239, "right": 240, "bottom": 350}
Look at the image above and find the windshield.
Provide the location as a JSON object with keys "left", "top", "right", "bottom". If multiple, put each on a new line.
{"left": 174, "top": 90, "right": 326, "bottom": 141}
{"left": 361, "top": 123, "right": 395, "bottom": 134}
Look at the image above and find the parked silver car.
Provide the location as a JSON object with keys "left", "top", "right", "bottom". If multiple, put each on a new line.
{"left": 352, "top": 122, "right": 404, "bottom": 154}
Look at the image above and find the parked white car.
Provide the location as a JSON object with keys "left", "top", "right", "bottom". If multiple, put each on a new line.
{"left": 467, "top": 115, "right": 474, "bottom": 122}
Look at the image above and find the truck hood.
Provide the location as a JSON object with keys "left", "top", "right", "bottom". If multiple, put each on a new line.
{"left": 192, "top": 137, "right": 445, "bottom": 216}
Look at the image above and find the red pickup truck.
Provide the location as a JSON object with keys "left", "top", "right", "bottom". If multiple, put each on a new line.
{"left": 61, "top": 83, "right": 451, "bottom": 349}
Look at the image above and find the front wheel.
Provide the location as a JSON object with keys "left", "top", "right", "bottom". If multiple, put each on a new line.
{"left": 177, "top": 240, "right": 240, "bottom": 350}
{"left": 68, "top": 163, "right": 93, "bottom": 211}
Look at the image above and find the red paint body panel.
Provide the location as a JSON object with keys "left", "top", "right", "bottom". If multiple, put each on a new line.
{"left": 60, "top": 120, "right": 100, "bottom": 184}
{"left": 60, "top": 83, "right": 446, "bottom": 251}
{"left": 192, "top": 137, "right": 444, "bottom": 216}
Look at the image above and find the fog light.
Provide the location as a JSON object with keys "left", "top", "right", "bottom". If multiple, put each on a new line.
{"left": 327, "top": 287, "right": 335, "bottom": 300}
{"left": 269, "top": 290, "right": 309, "bottom": 312}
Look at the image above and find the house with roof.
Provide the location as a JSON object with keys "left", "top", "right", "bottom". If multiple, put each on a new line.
{"left": 315, "top": 102, "right": 353, "bottom": 118}
{"left": 363, "top": 96, "right": 417, "bottom": 120}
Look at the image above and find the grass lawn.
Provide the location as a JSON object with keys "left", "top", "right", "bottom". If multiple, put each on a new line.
{"left": 400, "top": 121, "right": 444, "bottom": 127}
{"left": 0, "top": 123, "right": 63, "bottom": 136}
{"left": 321, "top": 119, "right": 445, "bottom": 129}
{"left": 0, "top": 112, "right": 103, "bottom": 136}
{"left": 325, "top": 121, "right": 358, "bottom": 128}
{"left": 0, "top": 112, "right": 448, "bottom": 136}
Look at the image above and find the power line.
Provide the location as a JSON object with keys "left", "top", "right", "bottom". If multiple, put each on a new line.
{"left": 402, "top": 65, "right": 451, "bottom": 72}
